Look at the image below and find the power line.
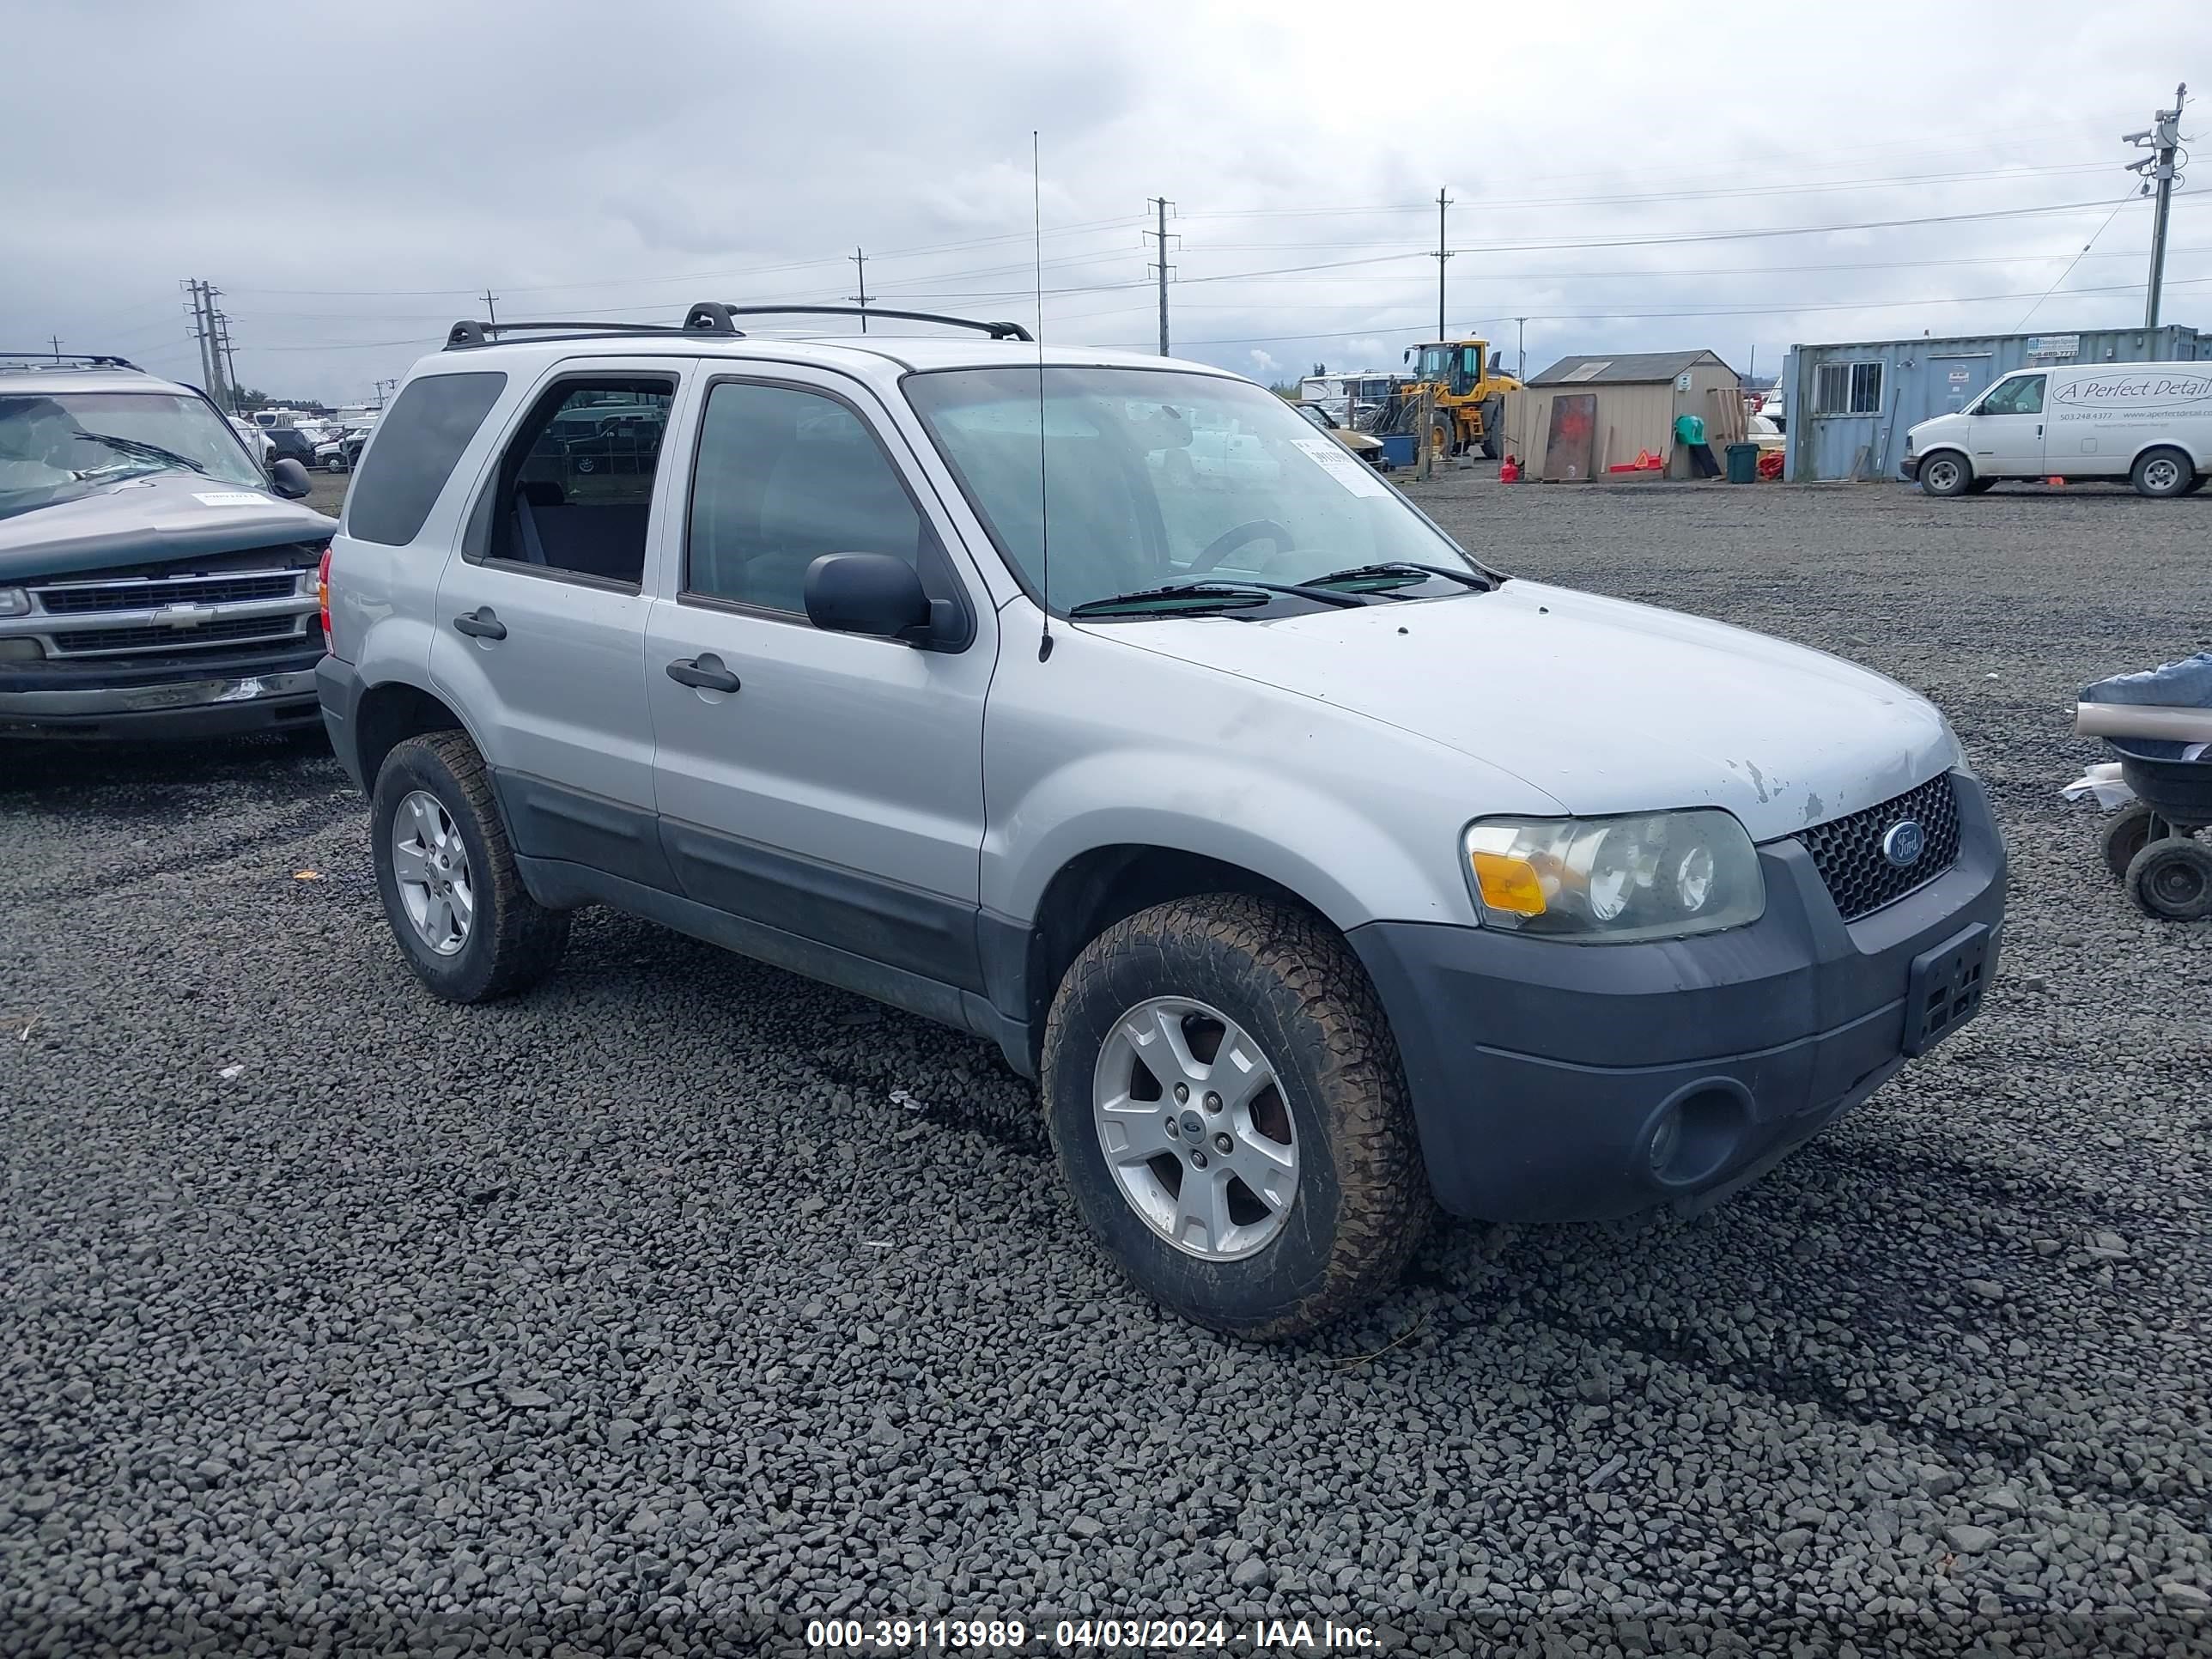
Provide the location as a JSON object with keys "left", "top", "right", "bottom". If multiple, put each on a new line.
{"left": 2013, "top": 193, "right": 2142, "bottom": 330}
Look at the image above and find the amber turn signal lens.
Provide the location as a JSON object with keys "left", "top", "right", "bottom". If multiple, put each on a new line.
{"left": 1470, "top": 852, "right": 1547, "bottom": 916}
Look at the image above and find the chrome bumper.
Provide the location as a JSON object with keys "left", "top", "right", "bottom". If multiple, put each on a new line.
{"left": 0, "top": 667, "right": 320, "bottom": 717}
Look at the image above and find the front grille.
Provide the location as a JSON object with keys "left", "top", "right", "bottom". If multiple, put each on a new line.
{"left": 33, "top": 570, "right": 302, "bottom": 613}
{"left": 50, "top": 616, "right": 307, "bottom": 657}
{"left": 1799, "top": 772, "right": 1962, "bottom": 921}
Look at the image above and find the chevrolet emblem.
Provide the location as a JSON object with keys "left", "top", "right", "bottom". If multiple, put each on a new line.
{"left": 157, "top": 603, "right": 217, "bottom": 629}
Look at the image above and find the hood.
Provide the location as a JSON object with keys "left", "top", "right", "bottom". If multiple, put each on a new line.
{"left": 1089, "top": 580, "right": 1956, "bottom": 842}
{"left": 0, "top": 469, "right": 337, "bottom": 580}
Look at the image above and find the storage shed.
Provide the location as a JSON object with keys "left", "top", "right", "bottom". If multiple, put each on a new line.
{"left": 1781, "top": 324, "right": 2210, "bottom": 482}
{"left": 1503, "top": 350, "right": 1745, "bottom": 480}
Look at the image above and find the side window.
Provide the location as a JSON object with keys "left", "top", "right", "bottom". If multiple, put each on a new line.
{"left": 684, "top": 381, "right": 938, "bottom": 617}
{"left": 346, "top": 372, "right": 506, "bottom": 546}
{"left": 1812, "top": 360, "right": 1885, "bottom": 416}
{"left": 483, "top": 378, "right": 672, "bottom": 586}
{"left": 1982, "top": 374, "right": 2045, "bottom": 416}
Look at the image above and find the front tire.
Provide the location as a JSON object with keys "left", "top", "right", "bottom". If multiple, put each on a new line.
{"left": 1918, "top": 452, "right": 1972, "bottom": 496}
{"left": 371, "top": 731, "right": 569, "bottom": 1001}
{"left": 1040, "top": 894, "right": 1429, "bottom": 1339}
{"left": 2131, "top": 446, "right": 2193, "bottom": 498}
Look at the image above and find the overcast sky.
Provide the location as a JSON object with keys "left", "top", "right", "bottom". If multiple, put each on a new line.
{"left": 5, "top": 2, "right": 2206, "bottom": 402}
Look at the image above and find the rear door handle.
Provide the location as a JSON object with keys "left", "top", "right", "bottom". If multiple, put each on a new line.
{"left": 452, "top": 607, "right": 506, "bottom": 641}
{"left": 666, "top": 653, "right": 741, "bottom": 694}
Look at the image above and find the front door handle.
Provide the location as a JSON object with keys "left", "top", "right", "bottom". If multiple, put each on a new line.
{"left": 452, "top": 607, "right": 506, "bottom": 641}
{"left": 666, "top": 653, "right": 741, "bottom": 694}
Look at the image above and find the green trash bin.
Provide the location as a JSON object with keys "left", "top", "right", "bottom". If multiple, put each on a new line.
{"left": 1725, "top": 441, "right": 1759, "bottom": 484}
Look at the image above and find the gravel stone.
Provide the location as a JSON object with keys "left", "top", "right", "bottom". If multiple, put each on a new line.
{"left": 3, "top": 477, "right": 2208, "bottom": 1656}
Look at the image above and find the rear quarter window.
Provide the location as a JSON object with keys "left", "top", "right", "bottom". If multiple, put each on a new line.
{"left": 346, "top": 371, "right": 507, "bottom": 546}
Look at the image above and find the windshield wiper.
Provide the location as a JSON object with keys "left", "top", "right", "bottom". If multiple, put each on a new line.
{"left": 1068, "top": 578, "right": 1376, "bottom": 619}
{"left": 70, "top": 431, "right": 208, "bottom": 477}
{"left": 1305, "top": 560, "right": 1494, "bottom": 592}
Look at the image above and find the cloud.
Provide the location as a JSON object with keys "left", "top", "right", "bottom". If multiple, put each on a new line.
{"left": 1, "top": 1, "right": 2197, "bottom": 402}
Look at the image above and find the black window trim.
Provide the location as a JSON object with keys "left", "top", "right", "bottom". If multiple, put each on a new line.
{"left": 458, "top": 368, "right": 678, "bottom": 596}
{"left": 674, "top": 369, "right": 977, "bottom": 652}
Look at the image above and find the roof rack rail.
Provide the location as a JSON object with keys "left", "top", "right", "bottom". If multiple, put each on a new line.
{"left": 688, "top": 303, "right": 1032, "bottom": 342}
{"left": 0, "top": 351, "right": 139, "bottom": 370}
{"left": 443, "top": 319, "right": 737, "bottom": 350}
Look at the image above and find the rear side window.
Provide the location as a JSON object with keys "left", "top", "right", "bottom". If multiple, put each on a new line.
{"left": 347, "top": 371, "right": 507, "bottom": 546}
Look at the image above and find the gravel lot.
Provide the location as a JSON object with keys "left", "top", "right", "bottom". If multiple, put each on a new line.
{"left": 3, "top": 476, "right": 2208, "bottom": 1657}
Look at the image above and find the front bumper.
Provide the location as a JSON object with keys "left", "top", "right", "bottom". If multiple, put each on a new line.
{"left": 1899, "top": 453, "right": 1921, "bottom": 482}
{"left": 1348, "top": 770, "right": 2006, "bottom": 1222}
{"left": 0, "top": 659, "right": 323, "bottom": 740}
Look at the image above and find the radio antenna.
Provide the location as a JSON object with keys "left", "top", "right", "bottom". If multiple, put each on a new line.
{"left": 1032, "top": 129, "right": 1054, "bottom": 662}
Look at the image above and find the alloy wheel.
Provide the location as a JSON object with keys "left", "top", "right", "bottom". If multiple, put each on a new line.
{"left": 392, "top": 789, "right": 474, "bottom": 956}
{"left": 1091, "top": 996, "right": 1299, "bottom": 1261}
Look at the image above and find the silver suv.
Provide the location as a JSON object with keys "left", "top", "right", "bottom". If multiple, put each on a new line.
{"left": 319, "top": 304, "right": 2005, "bottom": 1337}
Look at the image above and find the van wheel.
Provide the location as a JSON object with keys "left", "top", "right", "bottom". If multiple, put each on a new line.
{"left": 371, "top": 731, "right": 569, "bottom": 1002}
{"left": 2131, "top": 447, "right": 2193, "bottom": 498}
{"left": 1919, "top": 453, "right": 1972, "bottom": 496}
{"left": 1040, "top": 894, "right": 1429, "bottom": 1339}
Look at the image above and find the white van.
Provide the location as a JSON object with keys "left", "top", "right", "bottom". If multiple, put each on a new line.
{"left": 1903, "top": 361, "right": 2212, "bottom": 497}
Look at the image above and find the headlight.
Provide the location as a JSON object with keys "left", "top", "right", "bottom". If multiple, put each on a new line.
{"left": 1462, "top": 810, "right": 1765, "bottom": 942}
{"left": 0, "top": 587, "right": 28, "bottom": 617}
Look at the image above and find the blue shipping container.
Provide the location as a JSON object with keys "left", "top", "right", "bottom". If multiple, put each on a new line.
{"left": 1781, "top": 325, "right": 2208, "bottom": 483}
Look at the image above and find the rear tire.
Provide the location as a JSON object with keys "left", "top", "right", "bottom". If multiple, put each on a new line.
{"left": 2125, "top": 836, "right": 2212, "bottom": 920}
{"left": 2101, "top": 803, "right": 2160, "bottom": 880}
{"left": 1040, "top": 893, "right": 1430, "bottom": 1339}
{"left": 2130, "top": 446, "right": 2193, "bottom": 498}
{"left": 1918, "top": 452, "right": 1972, "bottom": 497}
{"left": 370, "top": 731, "right": 569, "bottom": 1001}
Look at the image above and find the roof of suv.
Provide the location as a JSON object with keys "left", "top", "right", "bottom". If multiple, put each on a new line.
{"left": 430, "top": 331, "right": 1238, "bottom": 378}
{"left": 0, "top": 361, "right": 203, "bottom": 398}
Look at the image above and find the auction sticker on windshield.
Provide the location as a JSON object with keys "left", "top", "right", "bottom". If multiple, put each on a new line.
{"left": 193, "top": 491, "right": 268, "bottom": 507}
{"left": 1289, "top": 437, "right": 1389, "bottom": 498}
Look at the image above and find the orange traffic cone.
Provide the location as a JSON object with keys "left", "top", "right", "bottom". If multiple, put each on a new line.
{"left": 2046, "top": 476, "right": 2065, "bottom": 486}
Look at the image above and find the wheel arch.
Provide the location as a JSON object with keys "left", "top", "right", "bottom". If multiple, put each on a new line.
{"left": 351, "top": 675, "right": 481, "bottom": 794}
{"left": 994, "top": 842, "right": 1347, "bottom": 1079}
{"left": 2126, "top": 437, "right": 2203, "bottom": 473}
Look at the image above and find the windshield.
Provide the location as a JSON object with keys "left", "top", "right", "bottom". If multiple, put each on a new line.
{"left": 0, "top": 390, "right": 264, "bottom": 520}
{"left": 905, "top": 367, "right": 1478, "bottom": 613}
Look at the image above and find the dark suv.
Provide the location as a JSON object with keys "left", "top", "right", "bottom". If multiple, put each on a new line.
{"left": 0, "top": 356, "right": 337, "bottom": 739}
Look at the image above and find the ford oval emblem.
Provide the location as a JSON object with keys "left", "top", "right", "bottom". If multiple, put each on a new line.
{"left": 1881, "top": 820, "right": 1926, "bottom": 869}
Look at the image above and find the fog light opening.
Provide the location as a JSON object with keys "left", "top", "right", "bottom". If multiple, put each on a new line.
{"left": 1644, "top": 1081, "right": 1752, "bottom": 1189}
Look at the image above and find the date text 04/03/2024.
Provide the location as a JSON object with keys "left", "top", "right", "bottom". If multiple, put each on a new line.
{"left": 804, "top": 1617, "right": 1385, "bottom": 1651}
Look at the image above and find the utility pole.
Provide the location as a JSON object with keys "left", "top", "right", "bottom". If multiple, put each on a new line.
{"left": 1431, "top": 188, "right": 1454, "bottom": 342}
{"left": 374, "top": 377, "right": 397, "bottom": 410}
{"left": 214, "top": 307, "right": 240, "bottom": 414}
{"left": 480, "top": 289, "right": 499, "bottom": 329}
{"left": 47, "top": 334, "right": 62, "bottom": 359}
{"left": 182, "top": 279, "right": 226, "bottom": 406}
{"left": 2125, "top": 83, "right": 2188, "bottom": 329}
{"left": 1512, "top": 316, "right": 1527, "bottom": 380}
{"left": 848, "top": 248, "right": 869, "bottom": 333}
{"left": 1144, "top": 197, "right": 1176, "bottom": 356}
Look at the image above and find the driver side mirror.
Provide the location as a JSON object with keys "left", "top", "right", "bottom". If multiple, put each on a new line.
{"left": 268, "top": 456, "right": 312, "bottom": 499}
{"left": 804, "top": 553, "right": 961, "bottom": 649}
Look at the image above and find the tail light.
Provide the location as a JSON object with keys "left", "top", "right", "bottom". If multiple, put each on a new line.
{"left": 316, "top": 544, "right": 332, "bottom": 647}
